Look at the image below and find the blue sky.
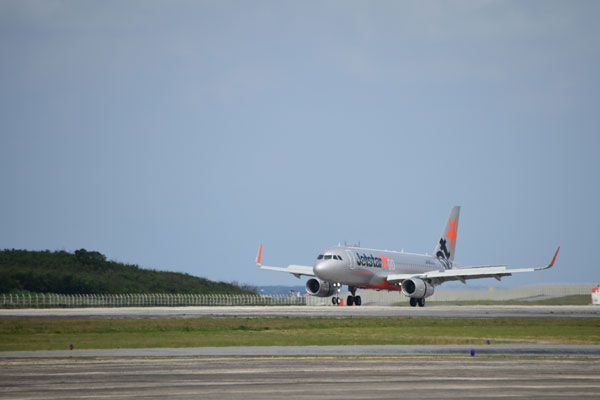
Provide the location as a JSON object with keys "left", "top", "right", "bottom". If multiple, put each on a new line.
{"left": 1, "top": 1, "right": 599, "bottom": 288}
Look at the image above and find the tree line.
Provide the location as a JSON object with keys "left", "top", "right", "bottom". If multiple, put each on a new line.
{"left": 0, "top": 249, "right": 256, "bottom": 295}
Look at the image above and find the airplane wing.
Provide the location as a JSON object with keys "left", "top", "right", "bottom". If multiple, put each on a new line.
{"left": 255, "top": 244, "right": 315, "bottom": 278}
{"left": 387, "top": 247, "right": 560, "bottom": 286}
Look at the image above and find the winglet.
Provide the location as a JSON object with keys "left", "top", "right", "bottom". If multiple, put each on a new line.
{"left": 549, "top": 246, "right": 560, "bottom": 267}
{"left": 256, "top": 244, "right": 263, "bottom": 265}
{"left": 536, "top": 246, "right": 560, "bottom": 270}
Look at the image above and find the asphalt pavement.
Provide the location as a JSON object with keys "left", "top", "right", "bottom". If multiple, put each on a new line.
{"left": 2, "top": 305, "right": 599, "bottom": 319}
{"left": 2, "top": 357, "right": 600, "bottom": 399}
{"left": 2, "top": 344, "right": 600, "bottom": 358}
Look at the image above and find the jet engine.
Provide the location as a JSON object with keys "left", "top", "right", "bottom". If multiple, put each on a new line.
{"left": 401, "top": 278, "right": 434, "bottom": 299}
{"left": 305, "top": 278, "right": 336, "bottom": 297}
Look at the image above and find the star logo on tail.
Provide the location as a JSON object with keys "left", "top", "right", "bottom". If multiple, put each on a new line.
{"left": 446, "top": 217, "right": 457, "bottom": 253}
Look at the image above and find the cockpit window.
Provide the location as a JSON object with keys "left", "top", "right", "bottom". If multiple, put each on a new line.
{"left": 317, "top": 254, "right": 323, "bottom": 260}
{"left": 337, "top": 255, "right": 343, "bottom": 261}
{"left": 324, "top": 255, "right": 332, "bottom": 260}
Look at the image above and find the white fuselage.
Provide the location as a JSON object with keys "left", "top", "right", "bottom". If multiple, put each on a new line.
{"left": 313, "top": 246, "right": 448, "bottom": 289}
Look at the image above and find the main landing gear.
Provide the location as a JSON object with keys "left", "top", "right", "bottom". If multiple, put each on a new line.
{"left": 346, "top": 286, "right": 361, "bottom": 306}
{"left": 409, "top": 297, "right": 426, "bottom": 307}
{"left": 346, "top": 295, "right": 361, "bottom": 306}
{"left": 332, "top": 287, "right": 362, "bottom": 306}
{"left": 331, "top": 295, "right": 361, "bottom": 305}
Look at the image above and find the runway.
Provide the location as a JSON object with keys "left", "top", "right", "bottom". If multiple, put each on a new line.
{"left": 2, "top": 344, "right": 600, "bottom": 358}
{"left": 2, "top": 357, "right": 600, "bottom": 399}
{"left": 2, "top": 305, "right": 599, "bottom": 319}
{"left": 3, "top": 306, "right": 599, "bottom": 399}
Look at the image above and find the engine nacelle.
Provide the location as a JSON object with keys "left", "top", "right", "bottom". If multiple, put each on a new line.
{"left": 401, "top": 278, "right": 435, "bottom": 299}
{"left": 305, "top": 278, "right": 336, "bottom": 297}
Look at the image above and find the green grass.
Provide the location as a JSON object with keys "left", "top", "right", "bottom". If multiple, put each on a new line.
{"left": 393, "top": 295, "right": 592, "bottom": 307}
{"left": 1, "top": 317, "right": 599, "bottom": 351}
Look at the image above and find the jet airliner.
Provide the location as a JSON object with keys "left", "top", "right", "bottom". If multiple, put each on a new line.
{"left": 256, "top": 206, "right": 559, "bottom": 307}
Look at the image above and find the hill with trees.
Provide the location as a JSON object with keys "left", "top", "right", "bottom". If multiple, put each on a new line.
{"left": 0, "top": 249, "right": 255, "bottom": 295}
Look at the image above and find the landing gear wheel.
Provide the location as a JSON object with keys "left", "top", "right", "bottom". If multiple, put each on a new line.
{"left": 347, "top": 295, "right": 354, "bottom": 306}
{"left": 417, "top": 298, "right": 425, "bottom": 307}
{"left": 332, "top": 297, "right": 338, "bottom": 305}
{"left": 354, "top": 296, "right": 362, "bottom": 306}
{"left": 409, "top": 297, "right": 417, "bottom": 307}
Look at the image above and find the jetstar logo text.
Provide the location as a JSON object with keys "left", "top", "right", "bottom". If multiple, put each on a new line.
{"left": 355, "top": 253, "right": 389, "bottom": 269}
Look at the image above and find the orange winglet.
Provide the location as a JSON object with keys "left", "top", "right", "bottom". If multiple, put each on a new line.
{"left": 256, "top": 244, "right": 263, "bottom": 265}
{"left": 549, "top": 246, "right": 560, "bottom": 267}
{"left": 536, "top": 246, "right": 560, "bottom": 270}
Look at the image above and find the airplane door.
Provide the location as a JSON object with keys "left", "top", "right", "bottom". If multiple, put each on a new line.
{"left": 389, "top": 259, "right": 396, "bottom": 271}
{"left": 345, "top": 250, "right": 356, "bottom": 269}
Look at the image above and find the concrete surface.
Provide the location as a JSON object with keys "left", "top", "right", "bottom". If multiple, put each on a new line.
{"left": 2, "top": 344, "right": 600, "bottom": 358}
{"left": 1, "top": 357, "right": 599, "bottom": 399}
{"left": 2, "top": 305, "right": 599, "bottom": 319}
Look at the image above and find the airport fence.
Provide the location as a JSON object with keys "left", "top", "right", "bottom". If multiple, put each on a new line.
{"left": 0, "top": 293, "right": 306, "bottom": 308}
{"left": 1, "top": 284, "right": 596, "bottom": 308}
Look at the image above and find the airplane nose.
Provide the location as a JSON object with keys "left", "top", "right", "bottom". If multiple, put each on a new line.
{"left": 313, "top": 260, "right": 335, "bottom": 280}
{"left": 313, "top": 261, "right": 326, "bottom": 276}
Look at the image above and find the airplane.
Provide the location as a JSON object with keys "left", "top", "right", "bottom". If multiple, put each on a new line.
{"left": 255, "top": 206, "right": 560, "bottom": 307}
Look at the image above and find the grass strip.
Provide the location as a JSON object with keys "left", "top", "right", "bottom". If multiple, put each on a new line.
{"left": 1, "top": 317, "right": 599, "bottom": 351}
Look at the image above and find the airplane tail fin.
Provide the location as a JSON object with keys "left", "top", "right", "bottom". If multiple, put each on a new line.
{"left": 434, "top": 206, "right": 460, "bottom": 264}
